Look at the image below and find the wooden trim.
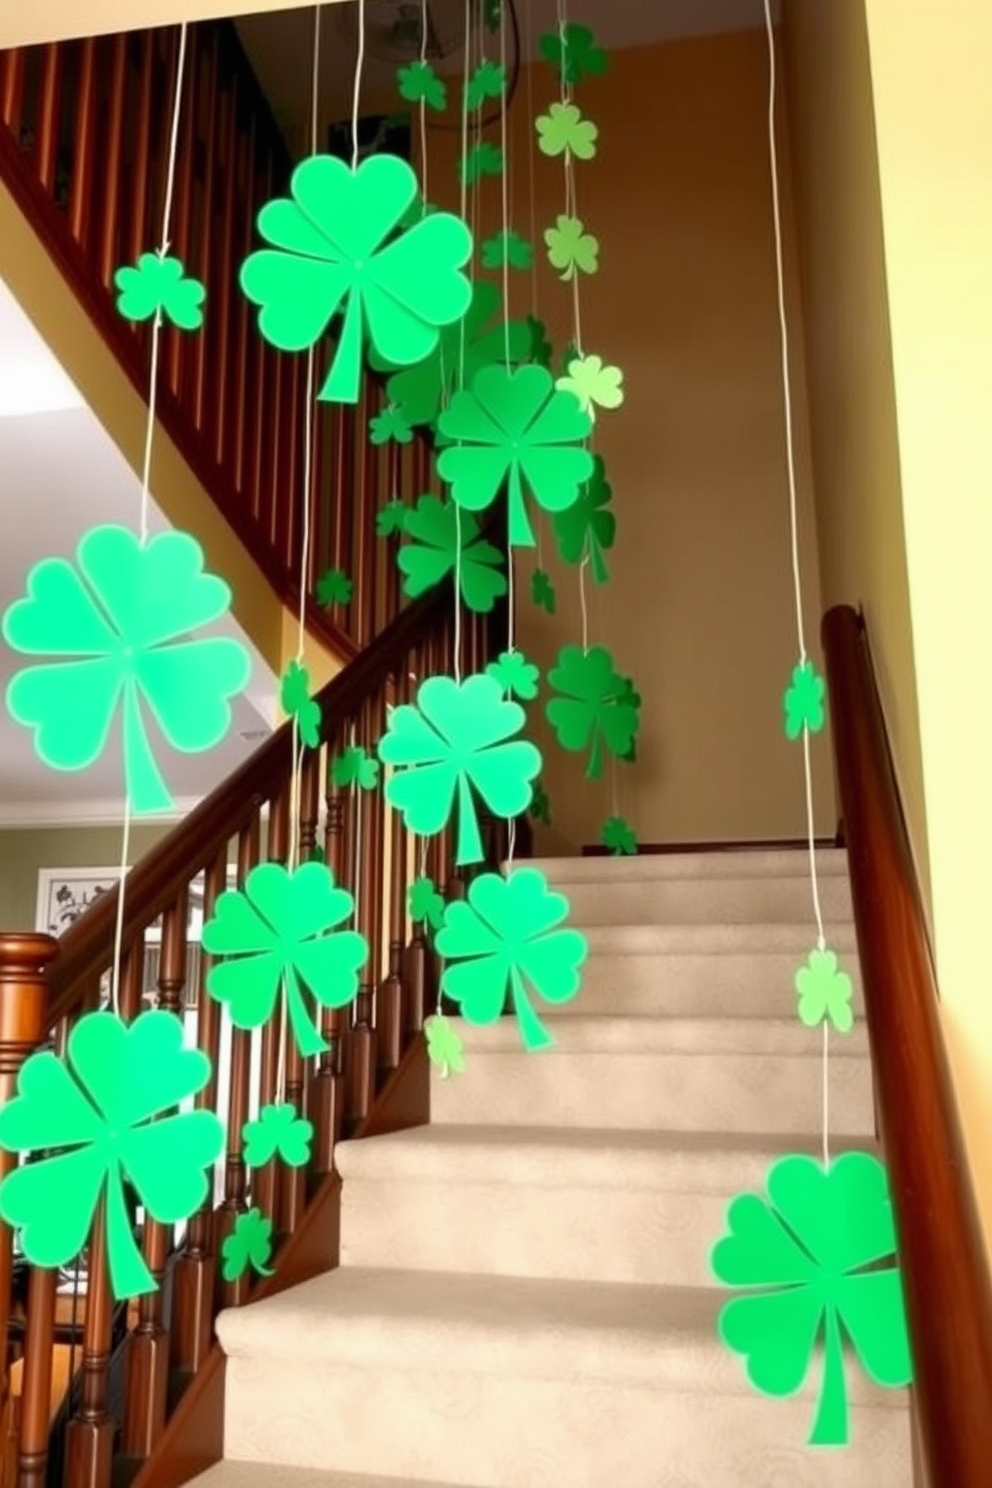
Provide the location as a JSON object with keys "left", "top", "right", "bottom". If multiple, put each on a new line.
{"left": 822, "top": 603, "right": 992, "bottom": 1485}
{"left": 580, "top": 835, "right": 841, "bottom": 856}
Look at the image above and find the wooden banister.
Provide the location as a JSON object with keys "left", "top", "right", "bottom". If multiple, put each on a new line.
{"left": 822, "top": 603, "right": 992, "bottom": 1485}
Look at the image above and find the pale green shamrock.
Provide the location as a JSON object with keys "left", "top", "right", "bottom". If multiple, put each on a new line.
{"left": 784, "top": 659, "right": 827, "bottom": 739}
{"left": 243, "top": 1102, "right": 314, "bottom": 1168}
{"left": 544, "top": 214, "right": 599, "bottom": 281}
{"left": 115, "top": 252, "right": 206, "bottom": 330}
{"left": 536, "top": 103, "right": 599, "bottom": 161}
{"left": 795, "top": 948, "right": 855, "bottom": 1034}
{"left": 556, "top": 354, "right": 624, "bottom": 420}
{"left": 424, "top": 1014, "right": 466, "bottom": 1078}
{"left": 222, "top": 1207, "right": 276, "bottom": 1282}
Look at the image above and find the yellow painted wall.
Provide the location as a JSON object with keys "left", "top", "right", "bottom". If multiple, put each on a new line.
{"left": 0, "top": 0, "right": 347, "bottom": 50}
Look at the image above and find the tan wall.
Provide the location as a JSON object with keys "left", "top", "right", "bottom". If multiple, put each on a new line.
{"left": 0, "top": 0, "right": 347, "bottom": 49}
{"left": 0, "top": 824, "right": 172, "bottom": 930}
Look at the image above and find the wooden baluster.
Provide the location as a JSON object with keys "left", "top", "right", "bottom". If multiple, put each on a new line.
{"left": 353, "top": 384, "right": 376, "bottom": 649}
{"left": 191, "top": 26, "right": 219, "bottom": 432}
{"left": 231, "top": 114, "right": 256, "bottom": 494}
{"left": 253, "top": 789, "right": 289, "bottom": 1231}
{"left": 164, "top": 24, "right": 197, "bottom": 401}
{"left": 279, "top": 757, "right": 319, "bottom": 1231}
{"left": 97, "top": 33, "right": 128, "bottom": 288}
{"left": 63, "top": 1203, "right": 114, "bottom": 1488}
{"left": 268, "top": 353, "right": 289, "bottom": 562}
{"left": 34, "top": 42, "right": 63, "bottom": 196}
{"left": 124, "top": 31, "right": 155, "bottom": 266}
{"left": 310, "top": 770, "right": 347, "bottom": 1173}
{"left": 0, "top": 49, "right": 26, "bottom": 132}
{"left": 17, "top": 1267, "right": 57, "bottom": 1488}
{"left": 333, "top": 403, "right": 356, "bottom": 621}
{"left": 346, "top": 702, "right": 377, "bottom": 1126}
{"left": 213, "top": 72, "right": 239, "bottom": 468}
{"left": 68, "top": 37, "right": 98, "bottom": 251}
{"left": 248, "top": 151, "right": 274, "bottom": 523}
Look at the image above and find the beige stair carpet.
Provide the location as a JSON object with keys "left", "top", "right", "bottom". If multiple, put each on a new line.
{"left": 191, "top": 849, "right": 911, "bottom": 1488}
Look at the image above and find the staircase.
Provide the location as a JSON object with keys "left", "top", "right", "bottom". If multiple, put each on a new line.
{"left": 179, "top": 848, "right": 911, "bottom": 1488}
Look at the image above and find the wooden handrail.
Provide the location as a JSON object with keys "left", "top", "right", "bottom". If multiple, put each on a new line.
{"left": 822, "top": 603, "right": 992, "bottom": 1485}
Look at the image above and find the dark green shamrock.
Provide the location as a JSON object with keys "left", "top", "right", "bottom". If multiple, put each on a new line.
{"left": 370, "top": 406, "right": 414, "bottom": 446}
{"left": 221, "top": 1207, "right": 275, "bottom": 1282}
{"left": 529, "top": 781, "right": 552, "bottom": 827}
{"left": 554, "top": 455, "right": 616, "bottom": 583}
{"left": 315, "top": 568, "right": 353, "bottom": 607}
{"left": 531, "top": 569, "right": 556, "bottom": 614}
{"left": 460, "top": 142, "right": 504, "bottom": 185}
{"left": 482, "top": 231, "right": 534, "bottom": 271}
{"left": 466, "top": 61, "right": 506, "bottom": 110}
{"left": 545, "top": 645, "right": 640, "bottom": 779}
{"left": 397, "top": 60, "right": 447, "bottom": 111}
{"left": 376, "top": 500, "right": 409, "bottom": 539}
{"left": 397, "top": 495, "right": 507, "bottom": 614}
{"left": 331, "top": 744, "right": 380, "bottom": 791}
{"left": 538, "top": 23, "right": 609, "bottom": 84}
{"left": 280, "top": 659, "right": 321, "bottom": 749}
{"left": 601, "top": 815, "right": 637, "bottom": 855}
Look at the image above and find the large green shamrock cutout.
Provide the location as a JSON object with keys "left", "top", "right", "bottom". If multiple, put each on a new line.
{"left": 711, "top": 1152, "right": 913, "bottom": 1445}
{"left": 436, "top": 868, "right": 587, "bottom": 1051}
{"left": 280, "top": 659, "right": 321, "bottom": 749}
{"left": 436, "top": 364, "right": 594, "bottom": 548}
{"left": 545, "top": 215, "right": 600, "bottom": 281}
{"left": 545, "top": 645, "right": 640, "bottom": 779}
{"left": 424, "top": 1014, "right": 465, "bottom": 1078}
{"left": 243, "top": 1102, "right": 314, "bottom": 1168}
{"left": 378, "top": 673, "right": 542, "bottom": 866}
{"left": 536, "top": 103, "right": 599, "bottom": 161}
{"left": 0, "top": 1010, "right": 224, "bottom": 1300}
{"left": 221, "top": 1207, "right": 275, "bottom": 1282}
{"left": 553, "top": 455, "right": 615, "bottom": 583}
{"left": 397, "top": 60, "right": 446, "bottom": 112}
{"left": 3, "top": 526, "right": 250, "bottom": 814}
{"left": 114, "top": 253, "right": 206, "bottom": 330}
{"left": 539, "top": 22, "right": 608, "bottom": 84}
{"left": 397, "top": 496, "right": 507, "bottom": 614}
{"left": 202, "top": 861, "right": 369, "bottom": 1059}
{"left": 795, "top": 948, "right": 855, "bottom": 1034}
{"left": 557, "top": 355, "right": 624, "bottom": 420}
{"left": 784, "top": 660, "right": 827, "bottom": 739}
{"left": 240, "top": 153, "right": 474, "bottom": 404}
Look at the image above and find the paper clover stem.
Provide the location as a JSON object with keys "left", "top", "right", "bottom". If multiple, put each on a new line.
{"left": 122, "top": 679, "right": 173, "bottom": 815}
{"left": 322, "top": 294, "right": 364, "bottom": 403}
{"left": 106, "top": 1164, "right": 156, "bottom": 1297}
{"left": 509, "top": 965, "right": 555, "bottom": 1052}
{"left": 811, "top": 1306, "right": 849, "bottom": 1446}
{"left": 456, "top": 773, "right": 485, "bottom": 866}
{"left": 284, "top": 964, "right": 328, "bottom": 1057}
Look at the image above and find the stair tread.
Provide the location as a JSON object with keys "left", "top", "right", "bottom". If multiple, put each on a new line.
{"left": 189, "top": 1464, "right": 484, "bottom": 1488}
{"left": 581, "top": 921, "right": 858, "bottom": 952}
{"left": 526, "top": 848, "right": 850, "bottom": 882}
{"left": 450, "top": 1015, "right": 869, "bottom": 1054}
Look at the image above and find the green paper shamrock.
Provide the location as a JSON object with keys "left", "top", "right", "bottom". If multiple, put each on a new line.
{"left": 437, "top": 868, "right": 587, "bottom": 1051}
{"left": 280, "top": 659, "right": 321, "bottom": 749}
{"left": 483, "top": 0, "right": 501, "bottom": 28}
{"left": 424, "top": 1014, "right": 465, "bottom": 1078}
{"left": 545, "top": 215, "right": 600, "bottom": 282}
{"left": 711, "top": 1152, "right": 913, "bottom": 1445}
{"left": 399, "top": 193, "right": 440, "bottom": 230}
{"left": 0, "top": 1010, "right": 224, "bottom": 1300}
{"left": 557, "top": 355, "right": 624, "bottom": 420}
{"left": 370, "top": 406, "right": 414, "bottom": 445}
{"left": 221, "top": 1207, "right": 276, "bottom": 1283}
{"left": 559, "top": 340, "right": 580, "bottom": 377}
{"left": 795, "top": 948, "right": 855, "bottom": 1034}
{"left": 240, "top": 153, "right": 473, "bottom": 404}
{"left": 3, "top": 525, "right": 250, "bottom": 815}
{"left": 784, "top": 659, "right": 827, "bottom": 739}
{"left": 529, "top": 781, "right": 552, "bottom": 826}
{"left": 309, "top": 843, "right": 326, "bottom": 864}
{"left": 397, "top": 60, "right": 447, "bottom": 112}
{"left": 460, "top": 142, "right": 505, "bottom": 185}
{"left": 331, "top": 744, "right": 380, "bottom": 791}
{"left": 408, "top": 875, "right": 446, "bottom": 930}
{"left": 553, "top": 455, "right": 615, "bottom": 583}
{"left": 243, "top": 1102, "right": 314, "bottom": 1168}
{"left": 376, "top": 500, "right": 409, "bottom": 538}
{"left": 601, "top": 815, "right": 637, "bottom": 856}
{"left": 482, "top": 231, "right": 534, "bottom": 271}
{"left": 531, "top": 569, "right": 556, "bottom": 614}
{"left": 536, "top": 103, "right": 599, "bottom": 161}
{"left": 545, "top": 645, "right": 640, "bottom": 780}
{"left": 527, "top": 315, "right": 554, "bottom": 369}
{"left": 316, "top": 568, "right": 353, "bottom": 606}
{"left": 616, "top": 674, "right": 641, "bottom": 763}
{"left": 397, "top": 495, "right": 507, "bottom": 614}
{"left": 436, "top": 363, "right": 594, "bottom": 548}
{"left": 486, "top": 649, "right": 540, "bottom": 702}
{"left": 114, "top": 252, "right": 206, "bottom": 330}
{"left": 466, "top": 61, "right": 506, "bottom": 111}
{"left": 202, "top": 861, "right": 369, "bottom": 1058}
{"left": 378, "top": 672, "right": 542, "bottom": 866}
{"left": 538, "top": 22, "right": 608, "bottom": 84}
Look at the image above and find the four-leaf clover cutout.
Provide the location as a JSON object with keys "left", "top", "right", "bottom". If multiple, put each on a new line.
{"left": 115, "top": 252, "right": 206, "bottom": 330}
{"left": 243, "top": 1102, "right": 314, "bottom": 1168}
{"left": 554, "top": 455, "right": 616, "bottom": 583}
{"left": 331, "top": 744, "right": 380, "bottom": 791}
{"left": 538, "top": 23, "right": 608, "bottom": 85}
{"left": 486, "top": 649, "right": 540, "bottom": 702}
{"left": 222, "top": 1207, "right": 276, "bottom": 1283}
{"left": 536, "top": 103, "right": 599, "bottom": 161}
{"left": 397, "top": 495, "right": 507, "bottom": 614}
{"left": 424, "top": 1014, "right": 465, "bottom": 1078}
{"left": 281, "top": 659, "right": 321, "bottom": 749}
{"left": 545, "top": 644, "right": 640, "bottom": 779}
{"left": 784, "top": 659, "right": 827, "bottom": 738}
{"left": 795, "top": 948, "right": 855, "bottom": 1034}
{"left": 545, "top": 215, "right": 600, "bottom": 281}
{"left": 408, "top": 875, "right": 446, "bottom": 931}
{"left": 556, "top": 354, "right": 624, "bottom": 420}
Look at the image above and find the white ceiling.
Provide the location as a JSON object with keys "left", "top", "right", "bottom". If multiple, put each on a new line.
{"left": 0, "top": 275, "right": 277, "bottom": 828}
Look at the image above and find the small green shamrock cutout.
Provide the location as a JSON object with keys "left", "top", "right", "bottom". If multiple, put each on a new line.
{"left": 546, "top": 645, "right": 640, "bottom": 780}
{"left": 795, "top": 948, "right": 855, "bottom": 1034}
{"left": 240, "top": 154, "right": 473, "bottom": 404}
{"left": 460, "top": 142, "right": 504, "bottom": 185}
{"left": 486, "top": 649, "right": 540, "bottom": 702}
{"left": 202, "top": 861, "right": 369, "bottom": 1058}
{"left": 529, "top": 781, "right": 551, "bottom": 826}
{"left": 481, "top": 231, "right": 534, "bottom": 271}
{"left": 783, "top": 659, "right": 827, "bottom": 739}
{"left": 554, "top": 455, "right": 615, "bottom": 583}
{"left": 221, "top": 1207, "right": 276, "bottom": 1283}
{"left": 436, "top": 363, "right": 594, "bottom": 548}
{"left": 545, "top": 215, "right": 600, "bottom": 282}
{"left": 527, "top": 315, "right": 554, "bottom": 369}
{"left": 0, "top": 1011, "right": 224, "bottom": 1299}
{"left": 483, "top": 0, "right": 501, "bottom": 28}
{"left": 601, "top": 815, "right": 637, "bottom": 855}
{"left": 408, "top": 875, "right": 446, "bottom": 930}
{"left": 280, "top": 659, "right": 321, "bottom": 749}
{"left": 711, "top": 1152, "right": 913, "bottom": 1445}
{"left": 331, "top": 744, "right": 380, "bottom": 791}
{"left": 424, "top": 1014, "right": 465, "bottom": 1078}
{"left": 114, "top": 252, "right": 206, "bottom": 330}
{"left": 370, "top": 406, "right": 414, "bottom": 446}
{"left": 316, "top": 568, "right": 353, "bottom": 606}
{"left": 531, "top": 569, "right": 556, "bottom": 614}
{"left": 243, "top": 1102, "right": 314, "bottom": 1168}
{"left": 557, "top": 355, "right": 624, "bottom": 420}
{"left": 616, "top": 675, "right": 641, "bottom": 763}
{"left": 466, "top": 61, "right": 506, "bottom": 111}
{"left": 436, "top": 868, "right": 588, "bottom": 1051}
{"left": 539, "top": 22, "right": 608, "bottom": 84}
{"left": 397, "top": 496, "right": 507, "bottom": 614}
{"left": 397, "top": 60, "right": 447, "bottom": 112}
{"left": 378, "top": 673, "right": 542, "bottom": 866}
{"left": 2, "top": 525, "right": 250, "bottom": 815}
{"left": 376, "top": 500, "right": 409, "bottom": 539}
{"left": 536, "top": 102, "right": 599, "bottom": 161}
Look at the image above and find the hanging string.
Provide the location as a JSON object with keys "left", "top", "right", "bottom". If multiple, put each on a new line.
{"left": 555, "top": 0, "right": 583, "bottom": 354}
{"left": 523, "top": 0, "right": 539, "bottom": 322}
{"left": 452, "top": 0, "right": 474, "bottom": 685}
{"left": 418, "top": 0, "right": 430, "bottom": 208}
{"left": 351, "top": 0, "right": 367, "bottom": 169}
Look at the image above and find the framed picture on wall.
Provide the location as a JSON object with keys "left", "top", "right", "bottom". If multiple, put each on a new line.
{"left": 35, "top": 867, "right": 123, "bottom": 938}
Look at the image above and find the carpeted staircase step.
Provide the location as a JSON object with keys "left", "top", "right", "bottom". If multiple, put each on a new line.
{"left": 186, "top": 1465, "right": 487, "bottom": 1488}
{"left": 429, "top": 1016, "right": 874, "bottom": 1135}
{"left": 216, "top": 1268, "right": 910, "bottom": 1488}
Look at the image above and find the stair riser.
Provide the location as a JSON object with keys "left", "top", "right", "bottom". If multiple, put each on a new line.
{"left": 553, "top": 875, "right": 854, "bottom": 926}
{"left": 570, "top": 952, "right": 864, "bottom": 1019}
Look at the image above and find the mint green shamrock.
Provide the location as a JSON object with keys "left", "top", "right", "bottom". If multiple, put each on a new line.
{"left": 398, "top": 496, "right": 507, "bottom": 614}
{"left": 784, "top": 660, "right": 827, "bottom": 738}
{"left": 711, "top": 1152, "right": 913, "bottom": 1445}
{"left": 378, "top": 673, "right": 542, "bottom": 866}
{"left": 377, "top": 500, "right": 409, "bottom": 538}
{"left": 424, "top": 1014, "right": 465, "bottom": 1077}
{"left": 557, "top": 355, "right": 624, "bottom": 420}
{"left": 530, "top": 781, "right": 551, "bottom": 826}
{"left": 202, "top": 861, "right": 369, "bottom": 1059}
{"left": 280, "top": 659, "right": 321, "bottom": 748}
{"left": 243, "top": 1102, "right": 314, "bottom": 1168}
{"left": 221, "top": 1207, "right": 275, "bottom": 1283}
{"left": 536, "top": 103, "right": 599, "bottom": 161}
{"left": 436, "top": 868, "right": 587, "bottom": 1051}
{"left": 409, "top": 875, "right": 446, "bottom": 930}
{"left": 482, "top": 231, "right": 534, "bottom": 271}
{"left": 601, "top": 815, "right": 637, "bottom": 855}
{"left": 316, "top": 568, "right": 353, "bottom": 606}
{"left": 436, "top": 364, "right": 594, "bottom": 548}
{"left": 546, "top": 645, "right": 640, "bottom": 779}
{"left": 795, "top": 948, "right": 855, "bottom": 1034}
{"left": 460, "top": 142, "right": 504, "bottom": 185}
{"left": 397, "top": 60, "right": 446, "bottom": 112}
{"left": 466, "top": 61, "right": 506, "bottom": 111}
{"left": 554, "top": 455, "right": 615, "bottom": 582}
{"left": 2, "top": 525, "right": 250, "bottom": 815}
{"left": 538, "top": 23, "right": 608, "bottom": 84}
{"left": 0, "top": 1010, "right": 224, "bottom": 1300}
{"left": 370, "top": 406, "right": 414, "bottom": 446}
{"left": 114, "top": 252, "right": 206, "bottom": 330}
{"left": 531, "top": 569, "right": 556, "bottom": 614}
{"left": 331, "top": 744, "right": 379, "bottom": 791}
{"left": 240, "top": 153, "right": 473, "bottom": 404}
{"left": 545, "top": 215, "right": 599, "bottom": 281}
{"left": 486, "top": 649, "right": 540, "bottom": 702}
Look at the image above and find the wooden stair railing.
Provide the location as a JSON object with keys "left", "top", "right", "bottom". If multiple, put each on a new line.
{"left": 0, "top": 580, "right": 507, "bottom": 1488}
{"left": 823, "top": 604, "right": 992, "bottom": 1486}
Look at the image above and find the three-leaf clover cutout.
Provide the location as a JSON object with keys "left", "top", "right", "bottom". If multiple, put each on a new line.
{"left": 460, "top": 142, "right": 504, "bottom": 185}
{"left": 424, "top": 1014, "right": 466, "bottom": 1078}
{"left": 481, "top": 231, "right": 534, "bottom": 271}
{"left": 376, "top": 500, "right": 409, "bottom": 538}
{"left": 537, "top": 103, "right": 599, "bottom": 161}
{"left": 408, "top": 875, "right": 446, "bottom": 931}
{"left": 554, "top": 455, "right": 615, "bottom": 583}
{"left": 784, "top": 659, "right": 827, "bottom": 738}
{"left": 465, "top": 61, "right": 506, "bottom": 111}
{"left": 222, "top": 1207, "right": 276, "bottom": 1283}
{"left": 795, "top": 948, "right": 855, "bottom": 1034}
{"left": 601, "top": 815, "right": 637, "bottom": 855}
{"left": 2, "top": 525, "right": 250, "bottom": 815}
{"left": 315, "top": 568, "right": 353, "bottom": 607}
{"left": 557, "top": 355, "right": 624, "bottom": 420}
{"left": 281, "top": 659, "right": 321, "bottom": 748}
{"left": 243, "top": 1102, "right": 314, "bottom": 1168}
{"left": 202, "top": 861, "right": 369, "bottom": 1059}
{"left": 240, "top": 153, "right": 473, "bottom": 404}
{"left": 397, "top": 495, "right": 507, "bottom": 614}
{"left": 436, "top": 363, "right": 594, "bottom": 548}
{"left": 545, "top": 215, "right": 600, "bottom": 281}
{"left": 378, "top": 672, "right": 542, "bottom": 866}
{"left": 370, "top": 406, "right": 414, "bottom": 446}
{"left": 546, "top": 645, "right": 641, "bottom": 779}
{"left": 539, "top": 23, "right": 608, "bottom": 84}
{"left": 0, "top": 1010, "right": 224, "bottom": 1299}
{"left": 331, "top": 744, "right": 380, "bottom": 791}
{"left": 115, "top": 252, "right": 206, "bottom": 330}
{"left": 486, "top": 649, "right": 540, "bottom": 702}
{"left": 397, "top": 60, "right": 447, "bottom": 112}
{"left": 436, "top": 868, "right": 588, "bottom": 1051}
{"left": 711, "top": 1152, "right": 913, "bottom": 1444}
{"left": 531, "top": 569, "right": 556, "bottom": 614}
